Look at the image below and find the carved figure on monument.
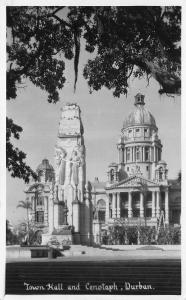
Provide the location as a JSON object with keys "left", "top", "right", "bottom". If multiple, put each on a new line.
{"left": 55, "top": 146, "right": 67, "bottom": 185}
{"left": 71, "top": 150, "right": 81, "bottom": 186}
{"left": 70, "top": 145, "right": 85, "bottom": 186}
{"left": 66, "top": 158, "right": 73, "bottom": 185}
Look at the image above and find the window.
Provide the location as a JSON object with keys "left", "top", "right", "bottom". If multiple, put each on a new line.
{"left": 128, "top": 129, "right": 132, "bottom": 138}
{"left": 135, "top": 128, "right": 140, "bottom": 137}
{"left": 36, "top": 211, "right": 44, "bottom": 223}
{"left": 37, "top": 196, "right": 44, "bottom": 206}
{"left": 98, "top": 211, "right": 105, "bottom": 222}
{"left": 126, "top": 148, "right": 130, "bottom": 161}
{"left": 97, "top": 199, "right": 106, "bottom": 223}
{"left": 127, "top": 167, "right": 129, "bottom": 171}
{"left": 145, "top": 147, "right": 150, "bottom": 161}
{"left": 136, "top": 147, "right": 140, "bottom": 160}
{"left": 110, "top": 169, "right": 114, "bottom": 182}
{"left": 146, "top": 166, "right": 149, "bottom": 171}
{"left": 159, "top": 167, "right": 163, "bottom": 180}
{"left": 146, "top": 208, "right": 152, "bottom": 218}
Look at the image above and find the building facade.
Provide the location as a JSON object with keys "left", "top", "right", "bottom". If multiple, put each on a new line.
{"left": 24, "top": 95, "right": 181, "bottom": 245}
{"left": 92, "top": 94, "right": 181, "bottom": 230}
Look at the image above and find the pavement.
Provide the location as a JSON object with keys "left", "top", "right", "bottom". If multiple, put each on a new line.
{"left": 6, "top": 244, "right": 181, "bottom": 262}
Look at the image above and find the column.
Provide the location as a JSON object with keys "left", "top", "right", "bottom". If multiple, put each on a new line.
{"left": 72, "top": 200, "right": 80, "bottom": 232}
{"left": 118, "top": 146, "right": 122, "bottom": 163}
{"left": 132, "top": 147, "right": 134, "bottom": 162}
{"left": 156, "top": 148, "right": 158, "bottom": 162}
{"left": 84, "top": 196, "right": 90, "bottom": 243}
{"left": 128, "top": 192, "right": 132, "bottom": 218}
{"left": 117, "top": 193, "right": 120, "bottom": 218}
{"left": 112, "top": 193, "right": 117, "bottom": 218}
{"left": 44, "top": 196, "right": 48, "bottom": 223}
{"left": 143, "top": 147, "right": 145, "bottom": 162}
{"left": 154, "top": 146, "right": 156, "bottom": 162}
{"left": 122, "top": 148, "right": 124, "bottom": 164}
{"left": 152, "top": 191, "right": 156, "bottom": 218}
{"left": 53, "top": 203, "right": 59, "bottom": 229}
{"left": 156, "top": 191, "right": 160, "bottom": 218}
{"left": 150, "top": 147, "right": 152, "bottom": 162}
{"left": 105, "top": 194, "right": 110, "bottom": 221}
{"left": 165, "top": 190, "right": 169, "bottom": 224}
{"left": 48, "top": 193, "right": 54, "bottom": 234}
{"left": 31, "top": 195, "right": 34, "bottom": 210}
{"left": 140, "top": 192, "right": 144, "bottom": 217}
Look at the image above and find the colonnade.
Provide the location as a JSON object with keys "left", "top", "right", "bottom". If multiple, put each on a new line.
{"left": 107, "top": 189, "right": 169, "bottom": 223}
{"left": 118, "top": 145, "right": 161, "bottom": 163}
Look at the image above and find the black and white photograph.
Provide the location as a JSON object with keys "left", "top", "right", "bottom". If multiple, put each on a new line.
{"left": 1, "top": 2, "right": 184, "bottom": 298}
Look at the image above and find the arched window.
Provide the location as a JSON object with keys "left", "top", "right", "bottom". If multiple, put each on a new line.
{"left": 110, "top": 169, "right": 114, "bottom": 182}
{"left": 97, "top": 199, "right": 106, "bottom": 223}
{"left": 128, "top": 129, "right": 132, "bottom": 138}
{"left": 145, "top": 147, "right": 150, "bottom": 161}
{"left": 159, "top": 167, "right": 163, "bottom": 180}
{"left": 136, "top": 146, "right": 140, "bottom": 161}
{"left": 37, "top": 195, "right": 44, "bottom": 206}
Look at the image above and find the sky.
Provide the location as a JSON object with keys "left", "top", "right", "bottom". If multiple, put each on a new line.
{"left": 6, "top": 27, "right": 181, "bottom": 226}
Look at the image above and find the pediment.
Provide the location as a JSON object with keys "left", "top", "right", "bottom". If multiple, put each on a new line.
{"left": 107, "top": 175, "right": 158, "bottom": 189}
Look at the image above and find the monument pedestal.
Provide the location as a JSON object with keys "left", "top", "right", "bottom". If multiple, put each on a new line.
{"left": 72, "top": 232, "right": 80, "bottom": 244}
{"left": 93, "top": 220, "right": 102, "bottom": 245}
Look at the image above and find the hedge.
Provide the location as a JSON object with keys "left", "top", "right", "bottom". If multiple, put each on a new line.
{"left": 101, "top": 225, "right": 181, "bottom": 245}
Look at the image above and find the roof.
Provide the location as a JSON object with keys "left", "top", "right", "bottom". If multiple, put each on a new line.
{"left": 122, "top": 95, "right": 156, "bottom": 129}
{"left": 106, "top": 175, "right": 161, "bottom": 190}
{"left": 36, "top": 159, "right": 54, "bottom": 173}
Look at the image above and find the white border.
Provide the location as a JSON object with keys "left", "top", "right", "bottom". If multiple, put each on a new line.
{"left": 1, "top": 1, "right": 185, "bottom": 300}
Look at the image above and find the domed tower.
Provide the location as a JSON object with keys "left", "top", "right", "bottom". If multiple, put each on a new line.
{"left": 117, "top": 93, "right": 165, "bottom": 180}
{"left": 36, "top": 158, "right": 55, "bottom": 183}
{"left": 24, "top": 159, "right": 55, "bottom": 236}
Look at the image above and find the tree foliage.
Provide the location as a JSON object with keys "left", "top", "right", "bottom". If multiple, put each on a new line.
{"left": 17, "top": 199, "right": 33, "bottom": 245}
{"left": 104, "top": 224, "right": 181, "bottom": 245}
{"left": 6, "top": 220, "right": 19, "bottom": 245}
{"left": 6, "top": 6, "right": 181, "bottom": 181}
{"left": 7, "top": 117, "right": 38, "bottom": 183}
{"left": 7, "top": 6, "right": 181, "bottom": 100}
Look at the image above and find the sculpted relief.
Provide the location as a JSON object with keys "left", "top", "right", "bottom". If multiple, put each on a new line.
{"left": 55, "top": 145, "right": 85, "bottom": 188}
{"left": 54, "top": 103, "right": 85, "bottom": 203}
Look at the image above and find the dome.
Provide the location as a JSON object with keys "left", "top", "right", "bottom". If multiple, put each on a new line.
{"left": 36, "top": 159, "right": 54, "bottom": 182}
{"left": 36, "top": 159, "right": 54, "bottom": 173}
{"left": 123, "top": 94, "right": 156, "bottom": 129}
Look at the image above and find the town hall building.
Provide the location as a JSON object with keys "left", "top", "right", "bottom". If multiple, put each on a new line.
{"left": 24, "top": 94, "right": 181, "bottom": 245}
